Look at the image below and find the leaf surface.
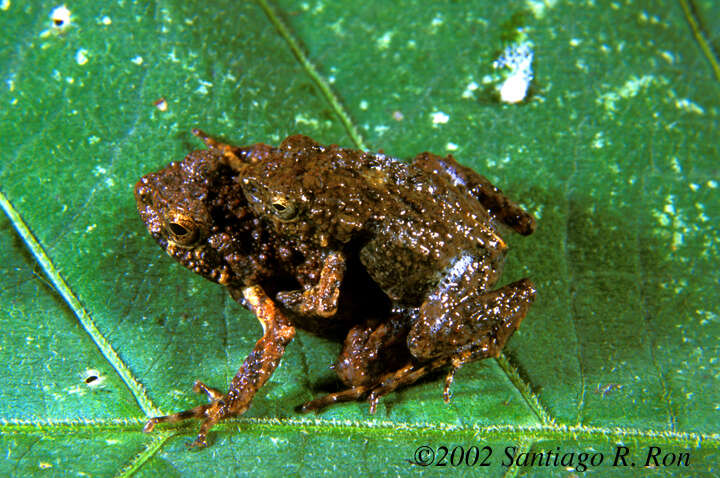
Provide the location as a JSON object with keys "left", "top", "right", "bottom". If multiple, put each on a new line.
{"left": 0, "top": 0, "right": 718, "bottom": 476}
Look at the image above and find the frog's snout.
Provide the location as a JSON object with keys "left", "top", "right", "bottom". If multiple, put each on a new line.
{"left": 134, "top": 175, "right": 155, "bottom": 207}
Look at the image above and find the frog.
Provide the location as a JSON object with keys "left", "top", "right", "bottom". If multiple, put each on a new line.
{"left": 135, "top": 129, "right": 537, "bottom": 447}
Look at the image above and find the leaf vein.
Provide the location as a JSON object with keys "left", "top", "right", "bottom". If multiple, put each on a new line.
{"left": 0, "top": 192, "right": 162, "bottom": 418}
{"left": 495, "top": 353, "right": 556, "bottom": 426}
{"left": 638, "top": 156, "right": 678, "bottom": 431}
{"left": 256, "top": 0, "right": 367, "bottom": 149}
{"left": 565, "top": 145, "right": 587, "bottom": 425}
{"left": 115, "top": 432, "right": 172, "bottom": 478}
{"left": 678, "top": 0, "right": 720, "bottom": 81}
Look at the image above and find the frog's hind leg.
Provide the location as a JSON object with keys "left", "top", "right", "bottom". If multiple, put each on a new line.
{"left": 412, "top": 152, "right": 535, "bottom": 235}
{"left": 409, "top": 278, "right": 536, "bottom": 363}
{"left": 382, "top": 276, "right": 536, "bottom": 408}
{"left": 307, "top": 353, "right": 477, "bottom": 414}
{"left": 296, "top": 385, "right": 371, "bottom": 413}
{"left": 298, "top": 360, "right": 447, "bottom": 414}
{"left": 362, "top": 345, "right": 502, "bottom": 412}
{"left": 297, "top": 316, "right": 411, "bottom": 413}
{"left": 298, "top": 315, "right": 455, "bottom": 414}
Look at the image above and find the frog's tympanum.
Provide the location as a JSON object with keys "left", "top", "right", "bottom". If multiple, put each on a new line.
{"left": 135, "top": 130, "right": 536, "bottom": 447}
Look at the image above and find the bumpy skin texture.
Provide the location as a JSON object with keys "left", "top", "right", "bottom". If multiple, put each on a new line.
{"left": 135, "top": 130, "right": 537, "bottom": 447}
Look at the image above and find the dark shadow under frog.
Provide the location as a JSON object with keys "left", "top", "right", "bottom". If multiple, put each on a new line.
{"left": 135, "top": 130, "right": 536, "bottom": 447}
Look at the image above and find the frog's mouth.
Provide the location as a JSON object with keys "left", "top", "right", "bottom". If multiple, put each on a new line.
{"left": 163, "top": 240, "right": 234, "bottom": 285}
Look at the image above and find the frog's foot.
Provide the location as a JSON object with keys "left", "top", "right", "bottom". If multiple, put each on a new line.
{"left": 143, "top": 380, "right": 244, "bottom": 448}
{"left": 296, "top": 386, "right": 370, "bottom": 413}
{"left": 298, "top": 359, "right": 451, "bottom": 414}
{"left": 366, "top": 351, "right": 497, "bottom": 411}
{"left": 366, "top": 358, "right": 452, "bottom": 413}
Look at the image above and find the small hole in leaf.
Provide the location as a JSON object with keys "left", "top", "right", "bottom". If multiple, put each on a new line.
{"left": 50, "top": 6, "right": 71, "bottom": 30}
{"left": 82, "top": 368, "right": 105, "bottom": 388}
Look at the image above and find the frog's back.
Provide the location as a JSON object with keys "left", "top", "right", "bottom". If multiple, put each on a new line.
{"left": 256, "top": 137, "right": 502, "bottom": 305}
{"left": 356, "top": 152, "right": 500, "bottom": 304}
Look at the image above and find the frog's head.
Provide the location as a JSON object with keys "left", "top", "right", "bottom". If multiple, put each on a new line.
{"left": 237, "top": 134, "right": 365, "bottom": 245}
{"left": 135, "top": 149, "right": 265, "bottom": 286}
{"left": 237, "top": 135, "right": 318, "bottom": 225}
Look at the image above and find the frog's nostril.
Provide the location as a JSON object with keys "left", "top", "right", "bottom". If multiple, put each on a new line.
{"left": 135, "top": 179, "right": 155, "bottom": 205}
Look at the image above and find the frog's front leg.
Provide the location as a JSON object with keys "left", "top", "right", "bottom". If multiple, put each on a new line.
{"left": 143, "top": 285, "right": 295, "bottom": 448}
{"left": 191, "top": 128, "right": 273, "bottom": 171}
{"left": 276, "top": 252, "right": 346, "bottom": 317}
{"left": 192, "top": 128, "right": 244, "bottom": 164}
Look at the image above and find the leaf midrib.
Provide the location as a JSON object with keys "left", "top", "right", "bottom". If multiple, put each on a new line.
{"left": 2, "top": 417, "right": 718, "bottom": 448}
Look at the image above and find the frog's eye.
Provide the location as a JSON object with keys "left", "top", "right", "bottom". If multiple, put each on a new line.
{"left": 165, "top": 214, "right": 200, "bottom": 246}
{"left": 270, "top": 196, "right": 298, "bottom": 221}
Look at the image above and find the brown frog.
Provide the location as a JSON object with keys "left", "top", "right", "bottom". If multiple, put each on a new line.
{"left": 135, "top": 130, "right": 536, "bottom": 447}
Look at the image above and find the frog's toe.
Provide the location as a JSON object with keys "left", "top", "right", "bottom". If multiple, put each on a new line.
{"left": 192, "top": 380, "right": 224, "bottom": 401}
{"left": 142, "top": 381, "right": 240, "bottom": 449}
{"left": 297, "top": 386, "right": 370, "bottom": 413}
{"left": 366, "top": 358, "right": 453, "bottom": 413}
{"left": 142, "top": 403, "right": 214, "bottom": 433}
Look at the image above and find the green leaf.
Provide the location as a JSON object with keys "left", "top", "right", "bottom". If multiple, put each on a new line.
{"left": 1, "top": 0, "right": 718, "bottom": 476}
